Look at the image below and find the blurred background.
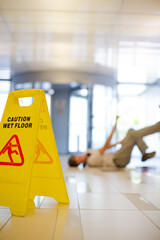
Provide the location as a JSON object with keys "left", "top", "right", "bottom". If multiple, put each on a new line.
{"left": 0, "top": 0, "right": 160, "bottom": 159}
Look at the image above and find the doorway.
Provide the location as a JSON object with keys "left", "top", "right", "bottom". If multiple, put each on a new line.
{"left": 69, "top": 88, "right": 88, "bottom": 153}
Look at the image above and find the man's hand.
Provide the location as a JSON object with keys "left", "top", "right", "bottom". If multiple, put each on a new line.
{"left": 116, "top": 115, "right": 120, "bottom": 121}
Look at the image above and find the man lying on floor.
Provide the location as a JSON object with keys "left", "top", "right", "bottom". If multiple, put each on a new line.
{"left": 68, "top": 116, "right": 159, "bottom": 168}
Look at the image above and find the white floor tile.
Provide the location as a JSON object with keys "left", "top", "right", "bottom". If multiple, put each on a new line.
{"left": 76, "top": 181, "right": 91, "bottom": 193}
{"left": 124, "top": 193, "right": 158, "bottom": 210}
{"left": 53, "top": 210, "right": 83, "bottom": 240}
{"left": 80, "top": 210, "right": 160, "bottom": 240}
{"left": 109, "top": 174, "right": 160, "bottom": 195}
{"left": 88, "top": 178, "right": 119, "bottom": 193}
{"left": 0, "top": 209, "right": 57, "bottom": 240}
{"left": 141, "top": 193, "right": 160, "bottom": 209}
{"left": 78, "top": 193, "right": 137, "bottom": 209}
{"left": 143, "top": 210, "right": 160, "bottom": 228}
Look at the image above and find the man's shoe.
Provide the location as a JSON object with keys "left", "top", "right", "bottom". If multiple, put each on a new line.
{"left": 142, "top": 151, "right": 156, "bottom": 161}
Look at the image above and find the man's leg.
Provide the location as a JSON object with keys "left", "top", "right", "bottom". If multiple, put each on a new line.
{"left": 114, "top": 129, "right": 136, "bottom": 167}
{"left": 127, "top": 121, "right": 160, "bottom": 161}
{"left": 136, "top": 138, "right": 148, "bottom": 154}
{"left": 114, "top": 121, "right": 160, "bottom": 167}
{"left": 135, "top": 138, "right": 155, "bottom": 161}
{"left": 132, "top": 121, "right": 160, "bottom": 139}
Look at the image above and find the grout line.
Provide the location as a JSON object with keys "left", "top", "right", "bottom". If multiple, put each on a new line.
{"left": 77, "top": 209, "right": 138, "bottom": 211}
{"left": 50, "top": 209, "right": 59, "bottom": 239}
{"left": 141, "top": 211, "right": 160, "bottom": 230}
{"left": 0, "top": 9, "right": 160, "bottom": 17}
{"left": 77, "top": 209, "right": 85, "bottom": 240}
{"left": 76, "top": 180, "right": 85, "bottom": 240}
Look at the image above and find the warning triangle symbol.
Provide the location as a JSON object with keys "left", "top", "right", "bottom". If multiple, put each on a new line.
{"left": 0, "top": 135, "right": 24, "bottom": 166}
{"left": 34, "top": 139, "right": 53, "bottom": 164}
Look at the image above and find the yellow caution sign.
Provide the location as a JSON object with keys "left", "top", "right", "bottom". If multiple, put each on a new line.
{"left": 0, "top": 89, "right": 69, "bottom": 216}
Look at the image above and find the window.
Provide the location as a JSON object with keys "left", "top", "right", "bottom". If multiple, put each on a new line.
{"left": 0, "top": 81, "right": 11, "bottom": 121}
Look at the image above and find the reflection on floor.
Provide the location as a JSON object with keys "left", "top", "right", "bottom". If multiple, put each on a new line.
{"left": 0, "top": 156, "right": 160, "bottom": 240}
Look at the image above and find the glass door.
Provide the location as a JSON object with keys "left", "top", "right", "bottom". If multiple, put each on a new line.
{"left": 69, "top": 88, "right": 88, "bottom": 153}
{"left": 92, "top": 84, "right": 115, "bottom": 149}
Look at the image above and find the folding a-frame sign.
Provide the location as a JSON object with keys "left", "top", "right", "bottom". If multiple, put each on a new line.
{"left": 0, "top": 89, "right": 69, "bottom": 216}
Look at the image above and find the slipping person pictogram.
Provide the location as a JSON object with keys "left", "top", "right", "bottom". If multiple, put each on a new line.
{"left": 0, "top": 135, "right": 24, "bottom": 166}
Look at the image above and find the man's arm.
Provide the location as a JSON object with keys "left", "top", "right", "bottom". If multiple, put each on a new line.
{"left": 99, "top": 116, "right": 119, "bottom": 155}
{"left": 106, "top": 143, "right": 118, "bottom": 149}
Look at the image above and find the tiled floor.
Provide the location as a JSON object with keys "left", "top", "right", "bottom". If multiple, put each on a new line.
{"left": 0, "top": 156, "right": 160, "bottom": 240}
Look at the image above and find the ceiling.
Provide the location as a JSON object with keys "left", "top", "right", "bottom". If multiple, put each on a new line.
{"left": 0, "top": 0, "right": 160, "bottom": 85}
